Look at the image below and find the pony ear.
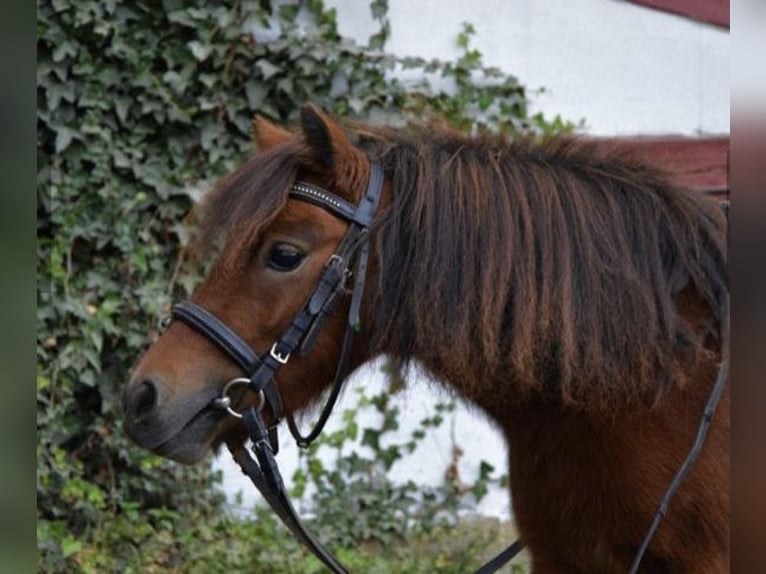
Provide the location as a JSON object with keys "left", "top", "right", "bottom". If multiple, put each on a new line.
{"left": 299, "top": 104, "right": 365, "bottom": 174}
{"left": 252, "top": 115, "right": 293, "bottom": 151}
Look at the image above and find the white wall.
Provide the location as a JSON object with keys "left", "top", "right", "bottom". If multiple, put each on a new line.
{"left": 217, "top": 0, "right": 729, "bottom": 521}
{"left": 329, "top": 0, "right": 729, "bottom": 135}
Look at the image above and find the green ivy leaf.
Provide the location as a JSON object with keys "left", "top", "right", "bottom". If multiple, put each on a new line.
{"left": 256, "top": 59, "right": 280, "bottom": 80}
{"left": 61, "top": 536, "right": 82, "bottom": 558}
{"left": 187, "top": 40, "right": 212, "bottom": 61}
{"left": 54, "top": 127, "right": 79, "bottom": 153}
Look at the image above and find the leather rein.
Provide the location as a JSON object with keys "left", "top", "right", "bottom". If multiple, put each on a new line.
{"left": 170, "top": 164, "right": 523, "bottom": 573}
{"left": 169, "top": 164, "right": 729, "bottom": 573}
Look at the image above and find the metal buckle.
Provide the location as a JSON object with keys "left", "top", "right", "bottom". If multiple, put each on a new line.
{"left": 270, "top": 343, "right": 291, "bottom": 365}
{"left": 325, "top": 253, "right": 343, "bottom": 270}
{"left": 157, "top": 314, "right": 172, "bottom": 332}
{"left": 212, "top": 377, "right": 264, "bottom": 419}
{"left": 327, "top": 253, "right": 354, "bottom": 287}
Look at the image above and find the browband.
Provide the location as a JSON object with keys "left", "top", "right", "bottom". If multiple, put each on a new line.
{"left": 289, "top": 182, "right": 358, "bottom": 222}
{"left": 290, "top": 164, "right": 383, "bottom": 227}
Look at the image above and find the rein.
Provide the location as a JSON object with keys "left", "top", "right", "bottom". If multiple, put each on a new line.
{"left": 170, "top": 164, "right": 523, "bottom": 573}
{"left": 629, "top": 199, "right": 730, "bottom": 573}
{"left": 170, "top": 165, "right": 729, "bottom": 573}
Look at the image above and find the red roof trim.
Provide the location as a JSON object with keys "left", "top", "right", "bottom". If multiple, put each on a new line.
{"left": 627, "top": 0, "right": 729, "bottom": 29}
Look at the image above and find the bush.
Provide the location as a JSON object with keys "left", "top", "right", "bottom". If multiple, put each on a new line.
{"left": 37, "top": 0, "right": 567, "bottom": 570}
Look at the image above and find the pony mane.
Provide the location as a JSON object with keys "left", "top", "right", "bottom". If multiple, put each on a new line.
{"left": 189, "top": 120, "right": 727, "bottom": 413}
{"left": 187, "top": 143, "right": 301, "bottom": 274}
{"left": 357, "top": 125, "right": 727, "bottom": 411}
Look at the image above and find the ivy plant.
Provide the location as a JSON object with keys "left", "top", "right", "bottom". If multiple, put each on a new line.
{"left": 38, "top": 0, "right": 564, "bottom": 570}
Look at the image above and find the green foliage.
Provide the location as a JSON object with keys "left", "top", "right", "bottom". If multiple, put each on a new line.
{"left": 38, "top": 0, "right": 563, "bottom": 570}
{"left": 289, "top": 383, "right": 520, "bottom": 571}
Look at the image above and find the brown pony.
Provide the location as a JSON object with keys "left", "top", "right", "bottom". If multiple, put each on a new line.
{"left": 123, "top": 105, "right": 729, "bottom": 573}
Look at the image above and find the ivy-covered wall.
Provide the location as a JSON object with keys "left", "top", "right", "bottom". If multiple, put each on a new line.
{"left": 37, "top": 1, "right": 567, "bottom": 570}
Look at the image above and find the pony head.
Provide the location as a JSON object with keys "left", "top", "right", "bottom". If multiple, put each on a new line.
{"left": 122, "top": 106, "right": 374, "bottom": 463}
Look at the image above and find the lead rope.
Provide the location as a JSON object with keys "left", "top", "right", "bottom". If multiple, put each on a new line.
{"left": 227, "top": 415, "right": 349, "bottom": 574}
{"left": 231, "top": 403, "right": 524, "bottom": 574}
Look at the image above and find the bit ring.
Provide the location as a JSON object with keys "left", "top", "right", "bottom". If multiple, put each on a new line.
{"left": 212, "top": 377, "right": 264, "bottom": 419}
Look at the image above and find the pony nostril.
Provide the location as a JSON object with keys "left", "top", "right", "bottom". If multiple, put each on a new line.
{"left": 126, "top": 379, "right": 159, "bottom": 422}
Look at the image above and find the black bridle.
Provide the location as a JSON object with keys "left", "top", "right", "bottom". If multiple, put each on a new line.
{"left": 170, "top": 163, "right": 728, "bottom": 573}
{"left": 171, "top": 164, "right": 523, "bottom": 573}
{"left": 173, "top": 165, "right": 386, "bottom": 454}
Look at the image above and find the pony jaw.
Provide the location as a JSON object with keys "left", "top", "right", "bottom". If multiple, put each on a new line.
{"left": 149, "top": 406, "right": 224, "bottom": 464}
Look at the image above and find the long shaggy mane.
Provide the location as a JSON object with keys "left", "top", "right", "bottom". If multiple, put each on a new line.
{"left": 190, "top": 122, "right": 727, "bottom": 412}
{"left": 358, "top": 125, "right": 727, "bottom": 410}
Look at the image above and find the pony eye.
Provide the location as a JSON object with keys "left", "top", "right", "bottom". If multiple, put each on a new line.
{"left": 266, "top": 243, "right": 306, "bottom": 272}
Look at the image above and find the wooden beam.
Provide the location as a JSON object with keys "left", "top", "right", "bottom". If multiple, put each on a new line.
{"left": 598, "top": 135, "right": 729, "bottom": 197}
